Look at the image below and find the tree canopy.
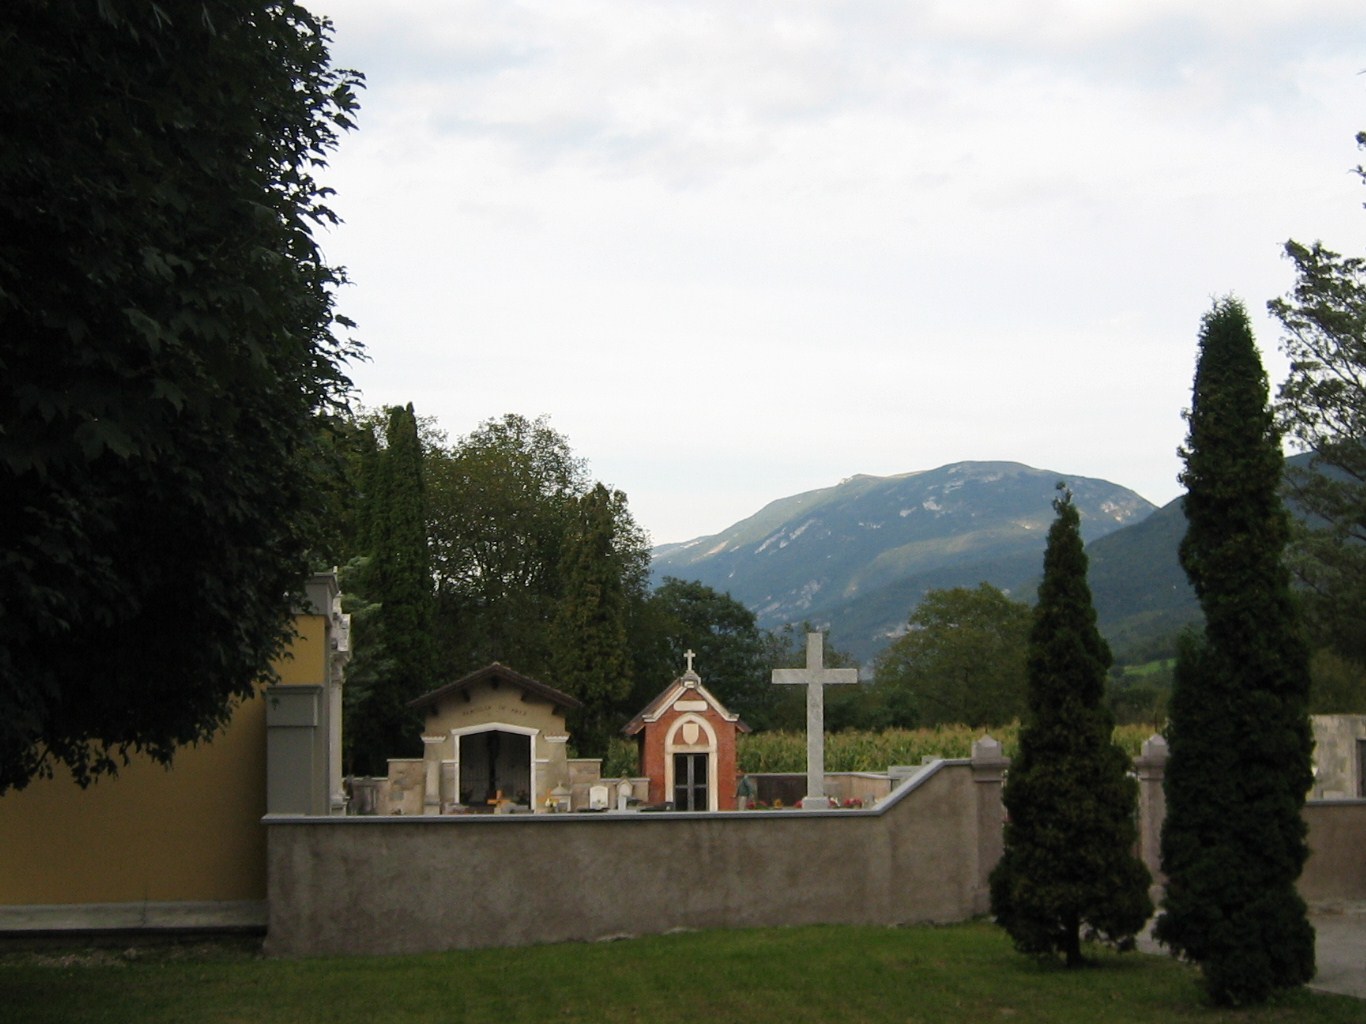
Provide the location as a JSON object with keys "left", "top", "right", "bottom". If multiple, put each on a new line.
{"left": 426, "top": 413, "right": 592, "bottom": 677}
{"left": 1270, "top": 131, "right": 1366, "bottom": 670}
{"left": 1156, "top": 298, "right": 1315, "bottom": 1005}
{"left": 873, "top": 583, "right": 1030, "bottom": 728}
{"left": 635, "top": 578, "right": 778, "bottom": 728}
{"left": 0, "top": 1, "right": 362, "bottom": 791}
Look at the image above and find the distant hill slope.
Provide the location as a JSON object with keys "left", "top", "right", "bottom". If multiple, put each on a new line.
{"left": 652, "top": 462, "right": 1157, "bottom": 664}
{"left": 1085, "top": 451, "right": 1329, "bottom": 656}
{"left": 1087, "top": 496, "right": 1198, "bottom": 654}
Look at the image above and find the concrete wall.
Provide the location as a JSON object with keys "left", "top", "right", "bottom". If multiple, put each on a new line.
{"left": 1301, "top": 800, "right": 1366, "bottom": 903}
{"left": 1310, "top": 715, "right": 1366, "bottom": 800}
{"left": 264, "top": 733, "right": 1366, "bottom": 958}
{"left": 264, "top": 755, "right": 1006, "bottom": 957}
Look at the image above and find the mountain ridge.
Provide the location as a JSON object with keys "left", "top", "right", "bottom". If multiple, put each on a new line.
{"left": 651, "top": 461, "right": 1170, "bottom": 663}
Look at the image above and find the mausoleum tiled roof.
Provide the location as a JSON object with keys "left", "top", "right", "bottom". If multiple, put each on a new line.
{"left": 408, "top": 662, "right": 582, "bottom": 712}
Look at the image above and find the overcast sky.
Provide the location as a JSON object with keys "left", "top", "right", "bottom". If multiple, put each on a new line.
{"left": 312, "top": 1, "right": 1366, "bottom": 546}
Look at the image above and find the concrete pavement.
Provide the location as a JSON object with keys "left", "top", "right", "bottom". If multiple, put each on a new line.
{"left": 1308, "top": 902, "right": 1366, "bottom": 1000}
{"left": 1137, "top": 902, "right": 1365, "bottom": 1000}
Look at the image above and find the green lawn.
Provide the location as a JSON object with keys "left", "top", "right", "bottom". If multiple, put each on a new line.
{"left": 1, "top": 921, "right": 1359, "bottom": 1024}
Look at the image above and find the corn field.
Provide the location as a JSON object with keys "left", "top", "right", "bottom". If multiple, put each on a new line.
{"left": 737, "top": 722, "right": 1158, "bottom": 774}
{"left": 600, "top": 723, "right": 1159, "bottom": 778}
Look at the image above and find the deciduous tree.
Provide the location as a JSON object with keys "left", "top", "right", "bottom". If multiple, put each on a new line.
{"left": 1269, "top": 133, "right": 1366, "bottom": 668}
{"left": 426, "top": 414, "right": 587, "bottom": 676}
{"left": 990, "top": 488, "right": 1152, "bottom": 968}
{"left": 635, "top": 578, "right": 776, "bottom": 727}
{"left": 0, "top": 1, "right": 361, "bottom": 791}
{"left": 873, "top": 584, "right": 1030, "bottom": 728}
{"left": 1155, "top": 298, "right": 1315, "bottom": 1005}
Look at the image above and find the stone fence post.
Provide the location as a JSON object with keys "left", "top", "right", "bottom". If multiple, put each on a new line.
{"left": 1134, "top": 734, "right": 1168, "bottom": 900}
{"left": 971, "top": 735, "right": 1010, "bottom": 914}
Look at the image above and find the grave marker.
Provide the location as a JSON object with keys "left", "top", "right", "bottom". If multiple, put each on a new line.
{"left": 772, "top": 632, "right": 858, "bottom": 808}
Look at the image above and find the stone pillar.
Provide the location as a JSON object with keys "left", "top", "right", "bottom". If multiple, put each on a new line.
{"left": 971, "top": 735, "right": 1010, "bottom": 915}
{"left": 1134, "top": 734, "right": 1168, "bottom": 899}
{"left": 327, "top": 591, "right": 351, "bottom": 815}
{"left": 421, "top": 735, "right": 446, "bottom": 816}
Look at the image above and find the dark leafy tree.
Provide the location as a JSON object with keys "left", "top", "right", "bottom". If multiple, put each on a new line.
{"left": 873, "top": 584, "right": 1031, "bottom": 729}
{"left": 551, "top": 484, "right": 641, "bottom": 755}
{"left": 633, "top": 578, "right": 776, "bottom": 727}
{"left": 990, "top": 487, "right": 1152, "bottom": 968}
{"left": 426, "top": 414, "right": 587, "bottom": 676}
{"left": 426, "top": 413, "right": 650, "bottom": 686}
{"left": 1155, "top": 298, "right": 1315, "bottom": 1005}
{"left": 1269, "top": 134, "right": 1366, "bottom": 668}
{"left": 0, "top": 1, "right": 361, "bottom": 792}
{"left": 344, "top": 404, "right": 436, "bottom": 775}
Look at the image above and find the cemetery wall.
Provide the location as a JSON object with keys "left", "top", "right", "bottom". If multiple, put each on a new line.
{"left": 1309, "top": 715, "right": 1366, "bottom": 799}
{"left": 1301, "top": 800, "right": 1366, "bottom": 903}
{"left": 264, "top": 755, "right": 1006, "bottom": 957}
{"left": 264, "top": 737, "right": 1366, "bottom": 958}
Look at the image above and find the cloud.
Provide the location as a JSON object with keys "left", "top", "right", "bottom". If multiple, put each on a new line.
{"left": 313, "top": 1, "right": 1366, "bottom": 543}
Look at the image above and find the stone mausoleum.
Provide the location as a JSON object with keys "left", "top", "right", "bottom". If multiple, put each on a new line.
{"left": 381, "top": 662, "right": 582, "bottom": 814}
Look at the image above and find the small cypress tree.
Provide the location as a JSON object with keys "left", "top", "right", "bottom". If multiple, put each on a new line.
{"left": 551, "top": 483, "right": 635, "bottom": 756}
{"left": 990, "top": 486, "right": 1152, "bottom": 967}
{"left": 345, "top": 403, "right": 436, "bottom": 774}
{"left": 1154, "top": 298, "right": 1315, "bottom": 1005}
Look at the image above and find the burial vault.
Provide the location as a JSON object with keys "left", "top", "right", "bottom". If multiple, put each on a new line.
{"left": 405, "top": 662, "right": 581, "bottom": 813}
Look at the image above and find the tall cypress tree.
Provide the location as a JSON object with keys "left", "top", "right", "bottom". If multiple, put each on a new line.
{"left": 989, "top": 487, "right": 1152, "bottom": 967}
{"left": 345, "top": 403, "right": 436, "bottom": 774}
{"left": 551, "top": 483, "right": 635, "bottom": 756}
{"left": 1155, "top": 298, "right": 1315, "bottom": 1004}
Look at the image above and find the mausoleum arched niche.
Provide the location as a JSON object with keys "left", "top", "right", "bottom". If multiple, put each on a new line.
{"left": 451, "top": 722, "right": 537, "bottom": 810}
{"left": 664, "top": 713, "right": 718, "bottom": 812}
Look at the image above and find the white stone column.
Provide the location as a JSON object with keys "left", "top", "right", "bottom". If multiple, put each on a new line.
{"left": 1135, "top": 734, "right": 1169, "bottom": 900}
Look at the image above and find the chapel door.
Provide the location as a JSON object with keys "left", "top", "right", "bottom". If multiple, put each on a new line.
{"left": 673, "top": 752, "right": 709, "bottom": 811}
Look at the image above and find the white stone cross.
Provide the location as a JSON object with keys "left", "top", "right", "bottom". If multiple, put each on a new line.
{"left": 683, "top": 648, "right": 697, "bottom": 674}
{"left": 772, "top": 632, "right": 858, "bottom": 808}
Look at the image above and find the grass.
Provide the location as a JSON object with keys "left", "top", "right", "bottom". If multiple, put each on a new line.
{"left": 1120, "top": 658, "right": 1177, "bottom": 678}
{"left": 1, "top": 921, "right": 1359, "bottom": 1024}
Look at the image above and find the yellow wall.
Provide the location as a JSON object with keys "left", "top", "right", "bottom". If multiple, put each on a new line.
{"left": 0, "top": 609, "right": 326, "bottom": 907}
{"left": 278, "top": 615, "right": 328, "bottom": 686}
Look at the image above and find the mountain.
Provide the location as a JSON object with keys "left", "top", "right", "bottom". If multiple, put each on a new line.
{"left": 1084, "top": 451, "right": 1331, "bottom": 655}
{"left": 1086, "top": 496, "right": 1198, "bottom": 654}
{"left": 651, "top": 461, "right": 1158, "bottom": 664}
